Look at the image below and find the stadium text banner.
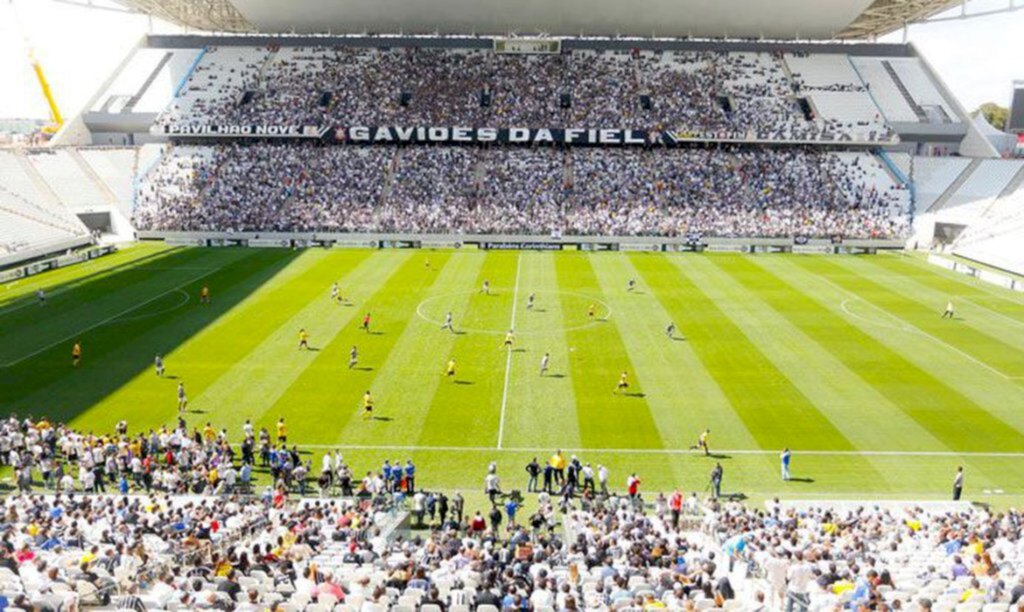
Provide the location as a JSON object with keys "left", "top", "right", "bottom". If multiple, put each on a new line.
{"left": 159, "top": 125, "right": 329, "bottom": 138}
{"left": 337, "top": 126, "right": 651, "bottom": 146}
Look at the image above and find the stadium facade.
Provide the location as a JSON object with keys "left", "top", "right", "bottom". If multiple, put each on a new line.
{"left": 1, "top": 1, "right": 1022, "bottom": 277}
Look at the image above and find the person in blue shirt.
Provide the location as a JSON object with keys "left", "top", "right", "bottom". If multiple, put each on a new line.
{"left": 781, "top": 448, "right": 792, "bottom": 481}
{"left": 405, "top": 460, "right": 416, "bottom": 493}
{"left": 391, "top": 459, "right": 403, "bottom": 491}
{"left": 118, "top": 475, "right": 130, "bottom": 495}
{"left": 505, "top": 499, "right": 520, "bottom": 527}
{"left": 382, "top": 460, "right": 393, "bottom": 492}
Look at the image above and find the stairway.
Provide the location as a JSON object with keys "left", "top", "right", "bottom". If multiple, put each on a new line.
{"left": 925, "top": 159, "right": 980, "bottom": 213}
{"left": 124, "top": 52, "right": 173, "bottom": 112}
{"left": 69, "top": 149, "right": 119, "bottom": 205}
{"left": 882, "top": 62, "right": 929, "bottom": 122}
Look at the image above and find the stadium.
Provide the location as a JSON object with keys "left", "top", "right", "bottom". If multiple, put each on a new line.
{"left": 1, "top": 0, "right": 1024, "bottom": 609}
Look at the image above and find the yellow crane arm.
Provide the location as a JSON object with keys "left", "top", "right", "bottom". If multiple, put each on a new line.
{"left": 29, "top": 52, "right": 63, "bottom": 133}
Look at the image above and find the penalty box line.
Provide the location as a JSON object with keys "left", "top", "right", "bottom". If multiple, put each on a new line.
{"left": 286, "top": 444, "right": 1024, "bottom": 458}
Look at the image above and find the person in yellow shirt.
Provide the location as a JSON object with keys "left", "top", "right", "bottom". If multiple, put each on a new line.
{"left": 503, "top": 330, "right": 515, "bottom": 349}
{"left": 203, "top": 422, "right": 216, "bottom": 443}
{"left": 689, "top": 428, "right": 711, "bottom": 456}
{"left": 362, "top": 391, "right": 374, "bottom": 420}
{"left": 71, "top": 341, "right": 82, "bottom": 368}
{"left": 445, "top": 358, "right": 456, "bottom": 380}
{"left": 549, "top": 450, "right": 566, "bottom": 487}
{"left": 276, "top": 418, "right": 287, "bottom": 443}
{"left": 615, "top": 371, "right": 629, "bottom": 394}
{"left": 199, "top": 284, "right": 211, "bottom": 305}
{"left": 588, "top": 303, "right": 596, "bottom": 319}
{"left": 298, "top": 328, "right": 310, "bottom": 350}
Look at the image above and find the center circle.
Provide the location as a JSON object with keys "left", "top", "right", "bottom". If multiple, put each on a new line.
{"left": 416, "top": 289, "right": 613, "bottom": 336}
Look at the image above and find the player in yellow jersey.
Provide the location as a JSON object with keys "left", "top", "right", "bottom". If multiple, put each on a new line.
{"left": 445, "top": 358, "right": 457, "bottom": 380}
{"left": 199, "top": 284, "right": 211, "bottom": 305}
{"left": 588, "top": 303, "right": 596, "bottom": 319}
{"left": 362, "top": 390, "right": 374, "bottom": 420}
{"left": 276, "top": 418, "right": 287, "bottom": 443}
{"left": 690, "top": 428, "right": 711, "bottom": 456}
{"left": 615, "top": 371, "right": 629, "bottom": 394}
{"left": 503, "top": 329, "right": 515, "bottom": 349}
{"left": 71, "top": 341, "right": 82, "bottom": 368}
{"left": 298, "top": 328, "right": 310, "bottom": 350}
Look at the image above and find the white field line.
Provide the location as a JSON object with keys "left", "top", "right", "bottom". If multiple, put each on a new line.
{"left": 277, "top": 443, "right": 1024, "bottom": 458}
{"left": 496, "top": 253, "right": 522, "bottom": 449}
{"left": 956, "top": 295, "right": 1024, "bottom": 329}
{"left": 818, "top": 273, "right": 1018, "bottom": 381}
{"left": 0, "top": 267, "right": 222, "bottom": 368}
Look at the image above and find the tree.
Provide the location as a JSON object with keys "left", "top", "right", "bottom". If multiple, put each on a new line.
{"left": 975, "top": 102, "right": 1010, "bottom": 131}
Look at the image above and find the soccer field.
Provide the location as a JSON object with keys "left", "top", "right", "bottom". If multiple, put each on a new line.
{"left": 3, "top": 243, "right": 1024, "bottom": 505}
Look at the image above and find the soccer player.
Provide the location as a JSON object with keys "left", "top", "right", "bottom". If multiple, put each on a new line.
{"left": 199, "top": 284, "right": 211, "bottom": 305}
{"left": 781, "top": 448, "right": 792, "bottom": 481}
{"left": 362, "top": 390, "right": 374, "bottom": 420}
{"left": 177, "top": 382, "right": 188, "bottom": 413}
{"left": 154, "top": 354, "right": 165, "bottom": 377}
{"left": 527, "top": 292, "right": 535, "bottom": 310}
{"left": 503, "top": 329, "right": 515, "bottom": 349}
{"left": 36, "top": 289, "right": 46, "bottom": 306}
{"left": 615, "top": 371, "right": 629, "bottom": 394}
{"left": 690, "top": 428, "right": 711, "bottom": 456}
{"left": 348, "top": 346, "right": 359, "bottom": 369}
{"left": 627, "top": 278, "right": 637, "bottom": 292}
{"left": 425, "top": 257, "right": 431, "bottom": 270}
{"left": 441, "top": 311, "right": 455, "bottom": 332}
{"left": 540, "top": 352, "right": 550, "bottom": 377}
{"left": 71, "top": 341, "right": 82, "bottom": 368}
{"left": 276, "top": 418, "right": 287, "bottom": 443}
{"left": 330, "top": 282, "right": 339, "bottom": 302}
{"left": 445, "top": 358, "right": 456, "bottom": 380}
{"left": 362, "top": 312, "right": 371, "bottom": 333}
{"left": 480, "top": 280, "right": 490, "bottom": 295}
{"left": 588, "top": 303, "right": 596, "bottom": 319}
{"left": 665, "top": 322, "right": 676, "bottom": 339}
{"left": 298, "top": 328, "right": 310, "bottom": 350}
{"left": 942, "top": 299, "right": 955, "bottom": 319}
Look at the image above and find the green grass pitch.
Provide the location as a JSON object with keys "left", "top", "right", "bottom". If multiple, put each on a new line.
{"left": 2, "top": 243, "right": 1024, "bottom": 506}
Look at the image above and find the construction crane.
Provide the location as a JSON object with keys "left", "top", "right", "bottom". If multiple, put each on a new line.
{"left": 28, "top": 48, "right": 64, "bottom": 135}
{"left": 9, "top": 0, "right": 64, "bottom": 135}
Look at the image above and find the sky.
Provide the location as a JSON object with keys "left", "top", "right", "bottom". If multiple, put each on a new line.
{"left": 0, "top": 0, "right": 1022, "bottom": 122}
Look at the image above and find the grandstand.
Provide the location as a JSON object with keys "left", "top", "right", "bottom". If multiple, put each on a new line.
{"left": 4, "top": 1, "right": 1024, "bottom": 610}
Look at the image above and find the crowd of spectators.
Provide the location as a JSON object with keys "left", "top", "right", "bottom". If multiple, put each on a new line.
{"left": 156, "top": 45, "right": 895, "bottom": 143}
{"left": 134, "top": 143, "right": 910, "bottom": 240}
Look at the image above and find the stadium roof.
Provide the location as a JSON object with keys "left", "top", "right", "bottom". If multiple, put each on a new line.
{"left": 113, "top": 0, "right": 962, "bottom": 39}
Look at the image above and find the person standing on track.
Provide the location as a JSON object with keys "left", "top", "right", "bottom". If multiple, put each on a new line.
{"left": 177, "top": 382, "right": 187, "bottom": 413}
{"left": 781, "top": 447, "right": 792, "bottom": 481}
{"left": 710, "top": 462, "right": 723, "bottom": 499}
{"left": 953, "top": 466, "right": 964, "bottom": 500}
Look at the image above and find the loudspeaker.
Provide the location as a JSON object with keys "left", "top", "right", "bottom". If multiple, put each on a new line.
{"left": 560, "top": 93, "right": 571, "bottom": 109}
{"left": 399, "top": 92, "right": 412, "bottom": 107}
{"left": 640, "top": 95, "right": 652, "bottom": 110}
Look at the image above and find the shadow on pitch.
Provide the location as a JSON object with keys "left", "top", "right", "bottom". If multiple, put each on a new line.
{"left": 0, "top": 247, "right": 303, "bottom": 427}
{"left": 623, "top": 392, "right": 646, "bottom": 398}
{"left": 352, "top": 366, "right": 374, "bottom": 372}
{"left": 786, "top": 477, "right": 815, "bottom": 483}
{"left": 372, "top": 416, "right": 393, "bottom": 422}
{"left": 453, "top": 380, "right": 474, "bottom": 386}
{"left": 546, "top": 374, "right": 566, "bottom": 379}
{"left": 670, "top": 336, "right": 687, "bottom": 342}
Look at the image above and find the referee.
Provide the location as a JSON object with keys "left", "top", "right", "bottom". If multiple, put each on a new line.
{"left": 953, "top": 466, "right": 964, "bottom": 501}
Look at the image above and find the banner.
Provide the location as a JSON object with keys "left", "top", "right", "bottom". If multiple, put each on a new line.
{"left": 159, "top": 125, "right": 329, "bottom": 138}
{"left": 480, "top": 241, "right": 564, "bottom": 251}
{"left": 337, "top": 126, "right": 651, "bottom": 146}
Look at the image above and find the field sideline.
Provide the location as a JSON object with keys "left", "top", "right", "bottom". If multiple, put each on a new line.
{"left": 2, "top": 243, "right": 1024, "bottom": 505}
